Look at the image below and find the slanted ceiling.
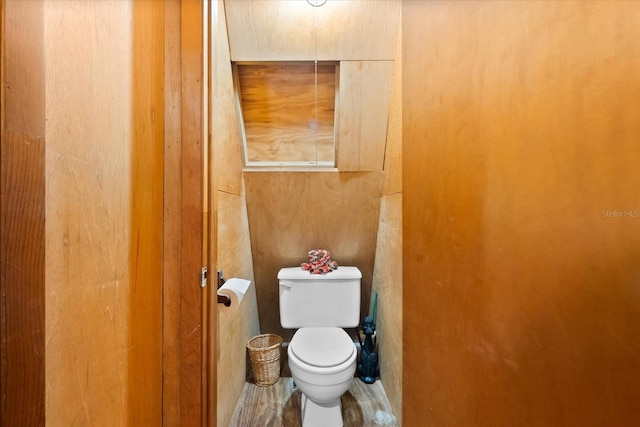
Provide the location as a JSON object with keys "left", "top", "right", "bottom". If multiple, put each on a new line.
{"left": 224, "top": 0, "right": 399, "bottom": 61}
{"left": 225, "top": 0, "right": 399, "bottom": 171}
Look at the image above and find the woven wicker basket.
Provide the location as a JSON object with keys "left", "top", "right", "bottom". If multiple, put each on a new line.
{"left": 247, "top": 334, "right": 282, "bottom": 386}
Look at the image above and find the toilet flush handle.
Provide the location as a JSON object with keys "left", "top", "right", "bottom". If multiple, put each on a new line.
{"left": 280, "top": 281, "right": 293, "bottom": 288}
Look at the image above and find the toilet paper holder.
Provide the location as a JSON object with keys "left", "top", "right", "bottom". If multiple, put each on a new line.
{"left": 217, "top": 294, "right": 231, "bottom": 306}
{"left": 216, "top": 270, "right": 231, "bottom": 306}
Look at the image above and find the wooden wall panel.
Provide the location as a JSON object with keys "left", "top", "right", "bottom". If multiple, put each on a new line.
{"left": 4, "top": 2, "right": 205, "bottom": 426}
{"left": 217, "top": 192, "right": 255, "bottom": 283}
{"left": 403, "top": 2, "right": 640, "bottom": 425}
{"left": 44, "top": 1, "right": 138, "bottom": 424}
{"left": 217, "top": 278, "right": 260, "bottom": 427}
{"left": 382, "top": 33, "right": 402, "bottom": 197}
{"left": 162, "top": 0, "right": 182, "bottom": 424}
{"left": 244, "top": 171, "right": 382, "bottom": 341}
{"left": 371, "top": 194, "right": 402, "bottom": 423}
{"left": 217, "top": 192, "right": 259, "bottom": 427}
{"left": 337, "top": 61, "right": 394, "bottom": 171}
{"left": 209, "top": 0, "right": 242, "bottom": 423}
{"left": 225, "top": 0, "right": 400, "bottom": 61}
{"left": 213, "top": 0, "right": 243, "bottom": 196}
{"left": 1, "top": 1, "right": 45, "bottom": 424}
{"left": 212, "top": 2, "right": 258, "bottom": 422}
{"left": 370, "top": 28, "right": 402, "bottom": 426}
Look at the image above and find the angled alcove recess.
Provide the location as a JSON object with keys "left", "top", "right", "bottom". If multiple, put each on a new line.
{"left": 233, "top": 61, "right": 339, "bottom": 168}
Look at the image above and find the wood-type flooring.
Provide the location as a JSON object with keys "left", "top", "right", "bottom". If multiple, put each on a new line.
{"left": 229, "top": 377, "right": 398, "bottom": 426}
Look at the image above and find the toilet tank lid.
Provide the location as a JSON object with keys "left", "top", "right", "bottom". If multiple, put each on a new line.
{"left": 278, "top": 266, "right": 362, "bottom": 281}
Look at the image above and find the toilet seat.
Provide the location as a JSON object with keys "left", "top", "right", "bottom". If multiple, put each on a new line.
{"left": 290, "top": 327, "right": 355, "bottom": 368}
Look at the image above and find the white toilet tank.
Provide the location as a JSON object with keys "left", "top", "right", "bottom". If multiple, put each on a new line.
{"left": 278, "top": 266, "right": 361, "bottom": 329}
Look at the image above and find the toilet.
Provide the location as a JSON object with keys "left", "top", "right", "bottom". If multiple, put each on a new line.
{"left": 278, "top": 266, "right": 362, "bottom": 427}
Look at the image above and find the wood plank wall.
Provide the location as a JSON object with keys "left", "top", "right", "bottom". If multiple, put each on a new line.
{"left": 403, "top": 2, "right": 640, "bottom": 425}
{"left": 0, "top": 1, "right": 46, "bottom": 424}
{"left": 337, "top": 61, "right": 394, "bottom": 171}
{"left": 244, "top": 171, "right": 383, "bottom": 342}
{"left": 211, "top": 2, "right": 259, "bottom": 424}
{"left": 43, "top": 1, "right": 136, "bottom": 424}
{"left": 39, "top": 1, "right": 165, "bottom": 424}
{"left": 3, "top": 2, "right": 207, "bottom": 426}
{"left": 369, "top": 29, "right": 403, "bottom": 426}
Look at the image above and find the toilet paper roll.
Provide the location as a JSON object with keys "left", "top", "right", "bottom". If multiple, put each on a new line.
{"left": 217, "top": 278, "right": 251, "bottom": 311}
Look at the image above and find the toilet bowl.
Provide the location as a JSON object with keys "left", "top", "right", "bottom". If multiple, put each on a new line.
{"left": 278, "top": 266, "right": 362, "bottom": 427}
{"left": 288, "top": 327, "right": 357, "bottom": 426}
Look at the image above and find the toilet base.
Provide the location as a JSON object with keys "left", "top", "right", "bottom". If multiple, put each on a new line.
{"left": 301, "top": 393, "right": 343, "bottom": 427}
